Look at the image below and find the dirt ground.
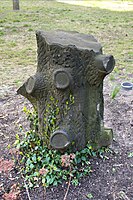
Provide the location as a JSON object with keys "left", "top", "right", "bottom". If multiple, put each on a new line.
{"left": 0, "top": 77, "right": 133, "bottom": 200}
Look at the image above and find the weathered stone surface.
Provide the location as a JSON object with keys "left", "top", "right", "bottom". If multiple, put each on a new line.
{"left": 17, "top": 30, "right": 115, "bottom": 151}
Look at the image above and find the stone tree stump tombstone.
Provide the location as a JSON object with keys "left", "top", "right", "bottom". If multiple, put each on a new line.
{"left": 17, "top": 30, "right": 115, "bottom": 152}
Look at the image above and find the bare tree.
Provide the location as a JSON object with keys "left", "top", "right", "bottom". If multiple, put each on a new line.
{"left": 13, "top": 0, "right": 20, "bottom": 10}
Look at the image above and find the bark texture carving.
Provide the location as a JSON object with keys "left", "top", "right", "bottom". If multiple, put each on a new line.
{"left": 17, "top": 30, "right": 115, "bottom": 151}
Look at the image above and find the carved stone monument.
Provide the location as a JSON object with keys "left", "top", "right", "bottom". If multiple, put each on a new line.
{"left": 17, "top": 30, "right": 115, "bottom": 151}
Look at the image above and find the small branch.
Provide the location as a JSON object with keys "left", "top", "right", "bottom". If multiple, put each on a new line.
{"left": 22, "top": 175, "right": 32, "bottom": 200}
{"left": 14, "top": 154, "right": 32, "bottom": 200}
{"left": 63, "top": 174, "right": 71, "bottom": 200}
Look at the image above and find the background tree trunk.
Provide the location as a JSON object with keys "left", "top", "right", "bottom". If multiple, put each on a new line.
{"left": 13, "top": 0, "right": 20, "bottom": 10}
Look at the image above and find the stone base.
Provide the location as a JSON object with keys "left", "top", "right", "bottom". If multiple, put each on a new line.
{"left": 98, "top": 128, "right": 113, "bottom": 148}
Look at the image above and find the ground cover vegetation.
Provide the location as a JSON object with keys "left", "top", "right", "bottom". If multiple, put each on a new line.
{"left": 13, "top": 102, "right": 109, "bottom": 189}
{"left": 0, "top": 0, "right": 133, "bottom": 199}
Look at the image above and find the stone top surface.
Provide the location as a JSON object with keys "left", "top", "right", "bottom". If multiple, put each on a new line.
{"left": 37, "top": 30, "right": 102, "bottom": 53}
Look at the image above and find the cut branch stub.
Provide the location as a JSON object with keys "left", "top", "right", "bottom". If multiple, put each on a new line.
{"left": 95, "top": 55, "right": 115, "bottom": 74}
{"left": 53, "top": 69, "right": 72, "bottom": 90}
{"left": 18, "top": 30, "right": 115, "bottom": 151}
{"left": 50, "top": 130, "right": 70, "bottom": 150}
{"left": 25, "top": 74, "right": 46, "bottom": 98}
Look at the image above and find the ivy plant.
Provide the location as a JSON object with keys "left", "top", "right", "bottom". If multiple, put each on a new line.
{"left": 13, "top": 95, "right": 109, "bottom": 188}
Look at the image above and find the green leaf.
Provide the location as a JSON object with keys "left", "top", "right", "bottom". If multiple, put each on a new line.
{"left": 77, "top": 158, "right": 81, "bottom": 163}
{"left": 81, "top": 156, "right": 86, "bottom": 161}
{"left": 16, "top": 134, "right": 20, "bottom": 140}
{"left": 26, "top": 158, "right": 31, "bottom": 165}
{"left": 46, "top": 175, "right": 55, "bottom": 185}
{"left": 111, "top": 85, "right": 120, "bottom": 99}
{"left": 32, "top": 154, "right": 37, "bottom": 163}
{"left": 84, "top": 168, "right": 91, "bottom": 175}
{"left": 33, "top": 172, "right": 39, "bottom": 176}
{"left": 81, "top": 149, "right": 88, "bottom": 154}
{"left": 45, "top": 156, "right": 51, "bottom": 163}
{"left": 16, "top": 143, "right": 20, "bottom": 149}
{"left": 28, "top": 182, "right": 33, "bottom": 188}
{"left": 128, "top": 152, "right": 133, "bottom": 158}
{"left": 71, "top": 178, "right": 79, "bottom": 186}
{"left": 91, "top": 152, "right": 96, "bottom": 157}
{"left": 35, "top": 146, "right": 38, "bottom": 150}
{"left": 53, "top": 180, "right": 58, "bottom": 186}
{"left": 30, "top": 163, "right": 34, "bottom": 169}
{"left": 42, "top": 178, "right": 46, "bottom": 184}
{"left": 37, "top": 156, "right": 42, "bottom": 161}
{"left": 62, "top": 175, "right": 67, "bottom": 180}
{"left": 87, "top": 193, "right": 93, "bottom": 199}
{"left": 46, "top": 175, "right": 51, "bottom": 183}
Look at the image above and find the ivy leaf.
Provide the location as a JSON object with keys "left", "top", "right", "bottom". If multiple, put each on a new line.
{"left": 87, "top": 193, "right": 93, "bottom": 199}
{"left": 29, "top": 182, "right": 33, "bottom": 188}
{"left": 33, "top": 172, "right": 39, "bottom": 176}
{"left": 91, "top": 151, "right": 96, "bottom": 157}
{"left": 42, "top": 178, "right": 46, "bottom": 184}
{"left": 16, "top": 134, "right": 20, "bottom": 140}
{"left": 30, "top": 163, "right": 34, "bottom": 169}
{"left": 128, "top": 152, "right": 133, "bottom": 158}
{"left": 53, "top": 180, "right": 58, "bottom": 186}
{"left": 37, "top": 156, "right": 42, "bottom": 161}
{"left": 77, "top": 158, "right": 81, "bottom": 163}
{"left": 71, "top": 178, "right": 79, "bottom": 186}
{"left": 81, "top": 156, "right": 86, "bottom": 161}
{"left": 26, "top": 158, "right": 31, "bottom": 165}
{"left": 32, "top": 154, "right": 37, "bottom": 163}
{"left": 45, "top": 156, "right": 50, "bottom": 163}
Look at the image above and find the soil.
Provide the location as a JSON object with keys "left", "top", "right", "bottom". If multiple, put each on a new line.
{"left": 0, "top": 77, "right": 133, "bottom": 200}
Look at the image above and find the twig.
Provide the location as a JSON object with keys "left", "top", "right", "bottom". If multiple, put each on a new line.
{"left": 14, "top": 154, "right": 32, "bottom": 200}
{"left": 63, "top": 175, "right": 71, "bottom": 200}
{"left": 22, "top": 175, "right": 32, "bottom": 200}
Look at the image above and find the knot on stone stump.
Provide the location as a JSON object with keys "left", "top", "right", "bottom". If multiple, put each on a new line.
{"left": 17, "top": 30, "right": 115, "bottom": 152}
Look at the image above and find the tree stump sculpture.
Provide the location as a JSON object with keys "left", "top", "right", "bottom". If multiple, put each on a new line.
{"left": 17, "top": 30, "right": 115, "bottom": 151}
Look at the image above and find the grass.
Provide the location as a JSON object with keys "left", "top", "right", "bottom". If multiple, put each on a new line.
{"left": 0, "top": 0, "right": 133, "bottom": 87}
{"left": 57, "top": 0, "right": 133, "bottom": 11}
